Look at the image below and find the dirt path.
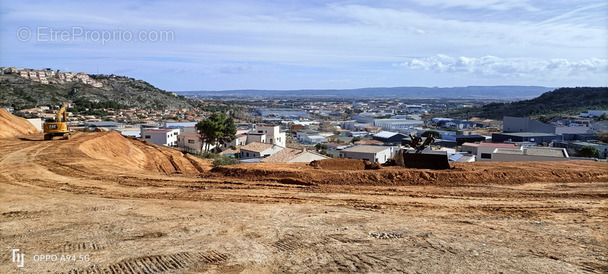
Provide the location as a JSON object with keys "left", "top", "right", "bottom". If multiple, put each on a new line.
{"left": 1, "top": 133, "right": 607, "bottom": 273}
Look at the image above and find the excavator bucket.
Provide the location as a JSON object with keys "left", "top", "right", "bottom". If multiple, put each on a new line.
{"left": 401, "top": 149, "right": 451, "bottom": 170}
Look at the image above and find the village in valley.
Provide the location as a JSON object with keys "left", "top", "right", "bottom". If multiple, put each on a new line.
{"left": 3, "top": 67, "right": 607, "bottom": 164}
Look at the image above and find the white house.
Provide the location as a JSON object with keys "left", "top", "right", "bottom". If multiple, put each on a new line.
{"left": 474, "top": 142, "right": 521, "bottom": 161}
{"left": 340, "top": 145, "right": 396, "bottom": 164}
{"left": 177, "top": 133, "right": 205, "bottom": 153}
{"left": 142, "top": 128, "right": 180, "bottom": 146}
{"left": 248, "top": 125, "right": 286, "bottom": 147}
{"left": 240, "top": 142, "right": 284, "bottom": 159}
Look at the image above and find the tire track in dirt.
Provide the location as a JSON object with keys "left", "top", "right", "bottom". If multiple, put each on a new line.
{"left": 64, "top": 250, "right": 229, "bottom": 274}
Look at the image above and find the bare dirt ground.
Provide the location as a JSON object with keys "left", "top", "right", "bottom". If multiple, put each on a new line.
{"left": 1, "top": 130, "right": 607, "bottom": 273}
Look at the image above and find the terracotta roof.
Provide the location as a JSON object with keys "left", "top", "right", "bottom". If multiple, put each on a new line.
{"left": 261, "top": 148, "right": 328, "bottom": 163}
{"left": 260, "top": 148, "right": 301, "bottom": 163}
{"left": 461, "top": 142, "right": 480, "bottom": 147}
{"left": 239, "top": 142, "right": 274, "bottom": 153}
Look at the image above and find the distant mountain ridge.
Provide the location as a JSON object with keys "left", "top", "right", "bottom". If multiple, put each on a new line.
{"left": 443, "top": 87, "right": 608, "bottom": 119}
{"left": 178, "top": 86, "right": 552, "bottom": 99}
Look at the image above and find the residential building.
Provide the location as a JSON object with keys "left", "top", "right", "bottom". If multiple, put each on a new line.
{"left": 177, "top": 133, "right": 205, "bottom": 154}
{"left": 142, "top": 128, "right": 180, "bottom": 146}
{"left": 340, "top": 145, "right": 396, "bottom": 164}
{"left": 240, "top": 142, "right": 284, "bottom": 159}
{"left": 475, "top": 142, "right": 521, "bottom": 161}
{"left": 253, "top": 124, "right": 286, "bottom": 147}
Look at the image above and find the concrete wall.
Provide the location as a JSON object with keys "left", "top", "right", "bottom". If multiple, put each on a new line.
{"left": 26, "top": 118, "right": 43, "bottom": 131}
{"left": 246, "top": 134, "right": 266, "bottom": 144}
{"left": 341, "top": 148, "right": 394, "bottom": 164}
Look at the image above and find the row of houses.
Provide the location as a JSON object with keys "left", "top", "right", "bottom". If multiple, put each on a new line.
{"left": 14, "top": 68, "right": 103, "bottom": 87}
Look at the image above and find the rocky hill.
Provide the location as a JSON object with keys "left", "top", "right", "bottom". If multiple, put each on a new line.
{"left": 0, "top": 72, "right": 196, "bottom": 110}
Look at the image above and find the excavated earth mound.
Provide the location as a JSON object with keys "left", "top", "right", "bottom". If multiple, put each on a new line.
{"left": 79, "top": 131, "right": 209, "bottom": 175}
{"left": 215, "top": 161, "right": 608, "bottom": 186}
{"left": 310, "top": 158, "right": 367, "bottom": 170}
{"left": 0, "top": 109, "right": 39, "bottom": 138}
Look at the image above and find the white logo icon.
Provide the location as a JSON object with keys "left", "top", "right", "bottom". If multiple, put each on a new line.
{"left": 12, "top": 249, "right": 24, "bottom": 267}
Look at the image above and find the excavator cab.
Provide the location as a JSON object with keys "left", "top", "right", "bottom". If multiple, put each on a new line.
{"left": 43, "top": 103, "right": 71, "bottom": 140}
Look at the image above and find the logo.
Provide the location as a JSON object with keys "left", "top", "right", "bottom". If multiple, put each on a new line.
{"left": 12, "top": 249, "right": 24, "bottom": 267}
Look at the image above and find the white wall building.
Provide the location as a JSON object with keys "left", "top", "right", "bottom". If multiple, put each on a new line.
{"left": 252, "top": 125, "right": 286, "bottom": 147}
{"left": 340, "top": 145, "right": 396, "bottom": 164}
{"left": 142, "top": 128, "right": 180, "bottom": 146}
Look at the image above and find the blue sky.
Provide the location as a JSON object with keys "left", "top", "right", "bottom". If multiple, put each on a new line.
{"left": 0, "top": 0, "right": 606, "bottom": 91}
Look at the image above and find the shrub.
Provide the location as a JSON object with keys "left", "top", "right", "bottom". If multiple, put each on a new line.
{"left": 201, "top": 151, "right": 215, "bottom": 159}
{"left": 212, "top": 156, "right": 236, "bottom": 166}
{"left": 579, "top": 146, "right": 600, "bottom": 158}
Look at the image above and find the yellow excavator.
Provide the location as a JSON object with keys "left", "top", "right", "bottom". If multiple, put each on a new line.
{"left": 43, "top": 103, "right": 71, "bottom": 140}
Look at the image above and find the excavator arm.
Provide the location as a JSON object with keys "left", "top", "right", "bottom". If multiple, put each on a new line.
{"left": 57, "top": 103, "right": 68, "bottom": 123}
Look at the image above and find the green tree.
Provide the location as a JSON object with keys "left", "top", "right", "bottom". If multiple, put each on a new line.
{"left": 315, "top": 143, "right": 328, "bottom": 151}
{"left": 598, "top": 112, "right": 608, "bottom": 121}
{"left": 196, "top": 113, "right": 237, "bottom": 153}
{"left": 351, "top": 136, "right": 362, "bottom": 143}
{"left": 579, "top": 146, "right": 600, "bottom": 158}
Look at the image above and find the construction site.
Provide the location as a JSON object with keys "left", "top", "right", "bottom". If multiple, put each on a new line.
{"left": 1, "top": 108, "right": 607, "bottom": 273}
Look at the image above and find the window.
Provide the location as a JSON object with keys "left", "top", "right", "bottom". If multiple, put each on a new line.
{"left": 144, "top": 135, "right": 151, "bottom": 139}
{"left": 188, "top": 139, "right": 195, "bottom": 144}
{"left": 481, "top": 153, "right": 492, "bottom": 159}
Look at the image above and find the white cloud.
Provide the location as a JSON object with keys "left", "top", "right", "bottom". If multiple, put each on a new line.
{"left": 408, "top": 0, "right": 537, "bottom": 11}
{"left": 399, "top": 55, "right": 608, "bottom": 79}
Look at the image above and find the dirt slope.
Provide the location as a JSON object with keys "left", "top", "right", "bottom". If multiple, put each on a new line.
{"left": 1, "top": 123, "right": 607, "bottom": 273}
{"left": 214, "top": 160, "right": 608, "bottom": 186}
{"left": 0, "top": 109, "right": 39, "bottom": 138}
{"left": 78, "top": 131, "right": 209, "bottom": 175}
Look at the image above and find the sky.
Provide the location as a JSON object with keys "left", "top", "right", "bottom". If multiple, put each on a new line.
{"left": 0, "top": 0, "right": 607, "bottom": 91}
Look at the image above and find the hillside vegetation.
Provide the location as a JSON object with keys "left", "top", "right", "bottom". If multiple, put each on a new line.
{"left": 0, "top": 73, "right": 196, "bottom": 110}
{"left": 444, "top": 87, "right": 608, "bottom": 120}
